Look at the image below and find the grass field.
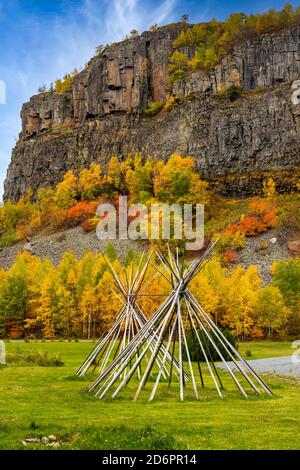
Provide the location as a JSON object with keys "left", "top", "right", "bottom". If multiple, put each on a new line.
{"left": 0, "top": 341, "right": 299, "bottom": 450}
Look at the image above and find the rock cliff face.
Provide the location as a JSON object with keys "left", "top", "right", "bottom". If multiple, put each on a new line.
{"left": 4, "top": 24, "right": 300, "bottom": 201}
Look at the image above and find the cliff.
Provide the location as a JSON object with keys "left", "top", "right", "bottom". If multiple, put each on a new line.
{"left": 4, "top": 23, "right": 300, "bottom": 201}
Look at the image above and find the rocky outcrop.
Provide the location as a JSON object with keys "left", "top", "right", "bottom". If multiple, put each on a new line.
{"left": 19, "top": 26, "right": 181, "bottom": 137}
{"left": 4, "top": 24, "right": 300, "bottom": 201}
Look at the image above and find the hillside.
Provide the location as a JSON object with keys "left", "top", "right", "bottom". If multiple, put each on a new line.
{"left": 4, "top": 14, "right": 300, "bottom": 201}
{"left": 0, "top": 224, "right": 291, "bottom": 284}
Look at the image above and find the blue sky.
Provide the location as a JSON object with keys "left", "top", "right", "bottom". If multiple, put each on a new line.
{"left": 0, "top": 0, "right": 299, "bottom": 198}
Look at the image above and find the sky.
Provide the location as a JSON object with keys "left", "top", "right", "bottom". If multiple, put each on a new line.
{"left": 0, "top": 0, "right": 299, "bottom": 198}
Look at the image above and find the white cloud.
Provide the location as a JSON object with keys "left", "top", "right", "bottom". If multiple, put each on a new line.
{"left": 104, "top": 0, "right": 139, "bottom": 39}
{"left": 151, "top": 0, "right": 177, "bottom": 25}
{"left": 104, "top": 0, "right": 177, "bottom": 39}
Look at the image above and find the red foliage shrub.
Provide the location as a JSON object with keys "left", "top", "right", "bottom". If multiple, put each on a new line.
{"left": 263, "top": 210, "right": 278, "bottom": 228}
{"left": 223, "top": 249, "right": 239, "bottom": 264}
{"left": 240, "top": 216, "right": 267, "bottom": 236}
{"left": 226, "top": 199, "right": 278, "bottom": 237}
{"left": 67, "top": 201, "right": 96, "bottom": 221}
{"left": 249, "top": 200, "right": 278, "bottom": 226}
{"left": 248, "top": 199, "right": 273, "bottom": 215}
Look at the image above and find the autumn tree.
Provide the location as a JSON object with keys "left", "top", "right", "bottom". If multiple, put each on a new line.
{"left": 272, "top": 259, "right": 300, "bottom": 310}
{"left": 263, "top": 177, "right": 276, "bottom": 199}
{"left": 224, "top": 13, "right": 247, "bottom": 36}
{"left": 37, "top": 187, "right": 67, "bottom": 229}
{"left": 54, "top": 251, "right": 79, "bottom": 336}
{"left": 125, "top": 155, "right": 154, "bottom": 202}
{"left": 56, "top": 284, "right": 78, "bottom": 337}
{"left": 272, "top": 258, "right": 300, "bottom": 335}
{"left": 191, "top": 274, "right": 219, "bottom": 320}
{"left": 107, "top": 156, "right": 121, "bottom": 191}
{"left": 255, "top": 9, "right": 278, "bottom": 33}
{"left": 191, "top": 258, "right": 226, "bottom": 324}
{"left": 80, "top": 285, "right": 100, "bottom": 338}
{"left": 1, "top": 200, "right": 26, "bottom": 233}
{"left": 96, "top": 265, "right": 122, "bottom": 332}
{"left": 222, "top": 265, "right": 262, "bottom": 339}
{"left": 204, "top": 47, "right": 218, "bottom": 69}
{"left": 29, "top": 278, "right": 56, "bottom": 339}
{"left": 0, "top": 259, "right": 28, "bottom": 338}
{"left": 257, "top": 286, "right": 290, "bottom": 337}
{"left": 55, "top": 170, "right": 78, "bottom": 209}
{"left": 169, "top": 50, "right": 190, "bottom": 84}
{"left": 79, "top": 163, "right": 103, "bottom": 200}
{"left": 25, "top": 257, "right": 56, "bottom": 338}
{"left": 153, "top": 154, "right": 209, "bottom": 204}
{"left": 55, "top": 69, "right": 78, "bottom": 94}
{"left": 278, "top": 3, "right": 294, "bottom": 26}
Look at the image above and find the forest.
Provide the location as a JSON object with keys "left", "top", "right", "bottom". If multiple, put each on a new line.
{"left": 0, "top": 247, "right": 299, "bottom": 341}
{"left": 0, "top": 155, "right": 299, "bottom": 342}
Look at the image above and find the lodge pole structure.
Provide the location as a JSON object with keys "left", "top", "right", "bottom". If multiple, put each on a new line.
{"left": 76, "top": 252, "right": 188, "bottom": 383}
{"left": 86, "top": 241, "right": 272, "bottom": 401}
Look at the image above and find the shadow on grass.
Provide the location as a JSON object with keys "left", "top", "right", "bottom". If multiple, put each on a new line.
{"left": 77, "top": 383, "right": 278, "bottom": 404}
{"left": 64, "top": 373, "right": 97, "bottom": 382}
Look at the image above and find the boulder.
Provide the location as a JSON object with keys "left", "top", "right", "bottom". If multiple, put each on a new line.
{"left": 288, "top": 240, "right": 300, "bottom": 258}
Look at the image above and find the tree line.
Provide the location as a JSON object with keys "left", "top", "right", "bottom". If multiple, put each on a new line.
{"left": 0, "top": 247, "right": 298, "bottom": 340}
{"left": 169, "top": 3, "right": 300, "bottom": 84}
{"left": 0, "top": 154, "right": 209, "bottom": 247}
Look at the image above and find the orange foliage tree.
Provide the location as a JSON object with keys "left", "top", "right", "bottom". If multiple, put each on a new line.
{"left": 67, "top": 201, "right": 97, "bottom": 222}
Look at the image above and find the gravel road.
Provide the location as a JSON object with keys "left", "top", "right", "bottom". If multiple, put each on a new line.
{"left": 218, "top": 355, "right": 300, "bottom": 377}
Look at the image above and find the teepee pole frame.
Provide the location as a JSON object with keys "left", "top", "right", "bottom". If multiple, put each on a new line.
{"left": 77, "top": 252, "right": 188, "bottom": 386}
{"left": 87, "top": 242, "right": 272, "bottom": 401}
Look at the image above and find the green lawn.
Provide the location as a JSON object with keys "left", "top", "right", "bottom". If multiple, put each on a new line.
{"left": 0, "top": 341, "right": 299, "bottom": 450}
{"left": 238, "top": 341, "right": 294, "bottom": 360}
